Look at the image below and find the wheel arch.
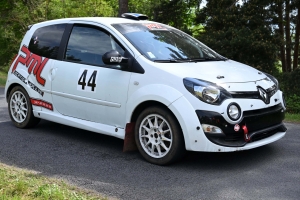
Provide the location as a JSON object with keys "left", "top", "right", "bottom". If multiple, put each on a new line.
{"left": 129, "top": 100, "right": 186, "bottom": 148}
{"left": 6, "top": 83, "right": 23, "bottom": 103}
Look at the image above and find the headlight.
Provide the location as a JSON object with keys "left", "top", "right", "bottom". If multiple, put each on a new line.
{"left": 183, "top": 78, "right": 232, "bottom": 105}
{"left": 264, "top": 72, "right": 279, "bottom": 91}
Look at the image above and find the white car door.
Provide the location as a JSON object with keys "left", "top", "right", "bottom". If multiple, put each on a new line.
{"left": 51, "top": 24, "right": 131, "bottom": 127}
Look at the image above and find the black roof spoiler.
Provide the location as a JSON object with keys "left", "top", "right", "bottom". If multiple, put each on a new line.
{"left": 121, "top": 13, "right": 148, "bottom": 21}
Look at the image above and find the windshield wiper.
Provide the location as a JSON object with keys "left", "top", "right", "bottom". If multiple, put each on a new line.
{"left": 188, "top": 57, "right": 228, "bottom": 62}
{"left": 154, "top": 57, "right": 228, "bottom": 63}
{"left": 153, "top": 59, "right": 189, "bottom": 63}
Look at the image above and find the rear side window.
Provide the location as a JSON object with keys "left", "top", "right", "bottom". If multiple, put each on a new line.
{"left": 29, "top": 24, "right": 66, "bottom": 59}
{"left": 64, "top": 25, "right": 125, "bottom": 66}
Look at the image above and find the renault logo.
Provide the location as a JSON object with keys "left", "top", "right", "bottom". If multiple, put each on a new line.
{"left": 258, "top": 87, "right": 269, "bottom": 104}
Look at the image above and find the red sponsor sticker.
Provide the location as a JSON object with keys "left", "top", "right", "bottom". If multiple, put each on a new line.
{"left": 31, "top": 99, "right": 53, "bottom": 111}
{"left": 11, "top": 45, "right": 48, "bottom": 86}
{"left": 143, "top": 23, "right": 167, "bottom": 30}
{"left": 234, "top": 124, "right": 240, "bottom": 132}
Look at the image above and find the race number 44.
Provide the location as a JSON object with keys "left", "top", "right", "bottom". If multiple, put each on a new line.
{"left": 77, "top": 69, "right": 98, "bottom": 92}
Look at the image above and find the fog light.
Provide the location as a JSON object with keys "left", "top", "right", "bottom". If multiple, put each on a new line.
{"left": 202, "top": 124, "right": 223, "bottom": 134}
{"left": 227, "top": 103, "right": 241, "bottom": 121}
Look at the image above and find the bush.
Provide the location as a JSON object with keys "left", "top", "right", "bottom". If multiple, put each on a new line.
{"left": 278, "top": 68, "right": 300, "bottom": 97}
{"left": 277, "top": 68, "right": 300, "bottom": 114}
{"left": 285, "top": 94, "right": 300, "bottom": 114}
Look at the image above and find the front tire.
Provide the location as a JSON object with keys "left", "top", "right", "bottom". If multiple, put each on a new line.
{"left": 8, "top": 86, "right": 40, "bottom": 128}
{"left": 135, "top": 106, "right": 185, "bottom": 165}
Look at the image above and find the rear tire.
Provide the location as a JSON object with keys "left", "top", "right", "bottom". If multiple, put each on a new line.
{"left": 135, "top": 106, "right": 185, "bottom": 165}
{"left": 8, "top": 86, "right": 40, "bottom": 128}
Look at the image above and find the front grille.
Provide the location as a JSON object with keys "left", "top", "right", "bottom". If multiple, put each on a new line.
{"left": 230, "top": 85, "right": 277, "bottom": 103}
{"left": 231, "top": 91, "right": 260, "bottom": 99}
{"left": 244, "top": 104, "right": 283, "bottom": 117}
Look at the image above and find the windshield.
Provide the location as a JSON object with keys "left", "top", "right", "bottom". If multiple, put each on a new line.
{"left": 112, "top": 23, "right": 225, "bottom": 62}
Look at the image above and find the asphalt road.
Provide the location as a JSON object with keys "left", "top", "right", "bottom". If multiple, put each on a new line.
{"left": 0, "top": 86, "right": 299, "bottom": 200}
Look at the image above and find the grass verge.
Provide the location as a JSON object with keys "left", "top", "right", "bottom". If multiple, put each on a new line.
{"left": 0, "top": 163, "right": 108, "bottom": 200}
{"left": 0, "top": 70, "right": 7, "bottom": 87}
{"left": 284, "top": 113, "right": 300, "bottom": 124}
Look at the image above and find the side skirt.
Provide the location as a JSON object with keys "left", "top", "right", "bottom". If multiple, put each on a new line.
{"left": 33, "top": 110, "right": 125, "bottom": 139}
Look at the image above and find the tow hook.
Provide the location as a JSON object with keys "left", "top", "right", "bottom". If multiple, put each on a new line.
{"left": 242, "top": 125, "right": 250, "bottom": 142}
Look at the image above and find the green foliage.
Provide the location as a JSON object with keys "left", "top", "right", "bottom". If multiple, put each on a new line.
{"left": 129, "top": 0, "right": 202, "bottom": 35}
{"left": 277, "top": 68, "right": 300, "bottom": 114}
{"left": 285, "top": 94, "right": 300, "bottom": 114}
{"left": 196, "top": 0, "right": 279, "bottom": 74}
{"left": 0, "top": 0, "right": 115, "bottom": 72}
{"left": 278, "top": 68, "right": 300, "bottom": 97}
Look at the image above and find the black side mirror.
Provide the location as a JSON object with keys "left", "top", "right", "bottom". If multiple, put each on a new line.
{"left": 102, "top": 50, "right": 129, "bottom": 66}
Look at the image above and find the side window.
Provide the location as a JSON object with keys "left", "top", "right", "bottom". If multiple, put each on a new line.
{"left": 65, "top": 26, "right": 125, "bottom": 66}
{"left": 28, "top": 24, "right": 66, "bottom": 59}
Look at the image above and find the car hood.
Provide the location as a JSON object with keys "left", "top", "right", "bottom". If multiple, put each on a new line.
{"left": 156, "top": 60, "right": 266, "bottom": 84}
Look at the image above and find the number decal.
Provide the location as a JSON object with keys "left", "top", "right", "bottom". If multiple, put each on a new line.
{"left": 77, "top": 69, "right": 98, "bottom": 92}
{"left": 78, "top": 69, "right": 87, "bottom": 90}
{"left": 87, "top": 70, "right": 97, "bottom": 91}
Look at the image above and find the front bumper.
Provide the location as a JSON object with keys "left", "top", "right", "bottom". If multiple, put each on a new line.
{"left": 196, "top": 103, "right": 287, "bottom": 147}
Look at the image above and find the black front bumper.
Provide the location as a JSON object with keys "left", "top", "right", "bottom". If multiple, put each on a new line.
{"left": 196, "top": 104, "right": 287, "bottom": 147}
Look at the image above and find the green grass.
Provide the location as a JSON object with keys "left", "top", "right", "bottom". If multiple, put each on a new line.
{"left": 284, "top": 113, "right": 300, "bottom": 124}
{"left": 0, "top": 70, "right": 7, "bottom": 87}
{"left": 0, "top": 163, "right": 108, "bottom": 200}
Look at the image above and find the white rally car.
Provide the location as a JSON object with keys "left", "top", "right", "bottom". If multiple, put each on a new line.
{"left": 5, "top": 13, "right": 287, "bottom": 165}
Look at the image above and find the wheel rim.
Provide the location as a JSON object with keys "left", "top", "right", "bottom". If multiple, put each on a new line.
{"left": 139, "top": 114, "right": 173, "bottom": 158}
{"left": 10, "top": 91, "right": 28, "bottom": 123}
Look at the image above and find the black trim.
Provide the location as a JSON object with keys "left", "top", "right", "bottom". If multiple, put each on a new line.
{"left": 124, "top": 51, "right": 145, "bottom": 74}
{"left": 230, "top": 91, "right": 260, "bottom": 99}
{"left": 57, "top": 23, "right": 73, "bottom": 60}
{"left": 230, "top": 85, "right": 277, "bottom": 105}
{"left": 196, "top": 104, "right": 286, "bottom": 147}
{"left": 121, "top": 13, "right": 148, "bottom": 20}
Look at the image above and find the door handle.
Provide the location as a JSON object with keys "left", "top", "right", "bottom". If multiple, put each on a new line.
{"left": 49, "top": 68, "right": 57, "bottom": 81}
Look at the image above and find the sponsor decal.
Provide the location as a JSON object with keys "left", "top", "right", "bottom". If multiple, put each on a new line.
{"left": 28, "top": 81, "right": 44, "bottom": 96}
{"left": 11, "top": 45, "right": 49, "bottom": 86}
{"left": 31, "top": 98, "right": 53, "bottom": 110}
{"left": 110, "top": 57, "right": 122, "bottom": 63}
{"left": 13, "top": 70, "right": 44, "bottom": 96}
{"left": 13, "top": 70, "right": 27, "bottom": 85}
{"left": 234, "top": 124, "right": 240, "bottom": 132}
{"left": 143, "top": 23, "right": 168, "bottom": 30}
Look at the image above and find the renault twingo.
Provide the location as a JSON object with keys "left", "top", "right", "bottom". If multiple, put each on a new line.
{"left": 5, "top": 13, "right": 287, "bottom": 165}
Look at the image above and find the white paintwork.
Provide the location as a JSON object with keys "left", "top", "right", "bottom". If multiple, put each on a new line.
{"left": 4, "top": 16, "right": 286, "bottom": 155}
{"left": 33, "top": 110, "right": 125, "bottom": 139}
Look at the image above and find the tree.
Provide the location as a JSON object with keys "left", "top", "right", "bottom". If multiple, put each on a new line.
{"left": 129, "top": 0, "right": 202, "bottom": 34}
{"left": 0, "top": 0, "right": 115, "bottom": 71}
{"left": 273, "top": 0, "right": 300, "bottom": 72}
{"left": 118, "top": 0, "right": 128, "bottom": 16}
{"left": 196, "top": 0, "right": 279, "bottom": 73}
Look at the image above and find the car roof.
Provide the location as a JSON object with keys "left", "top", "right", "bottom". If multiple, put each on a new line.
{"left": 31, "top": 17, "right": 155, "bottom": 28}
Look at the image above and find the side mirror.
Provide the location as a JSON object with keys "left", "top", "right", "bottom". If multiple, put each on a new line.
{"left": 102, "top": 50, "right": 129, "bottom": 66}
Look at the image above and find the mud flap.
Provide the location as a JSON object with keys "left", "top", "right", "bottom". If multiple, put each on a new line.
{"left": 123, "top": 122, "right": 138, "bottom": 152}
